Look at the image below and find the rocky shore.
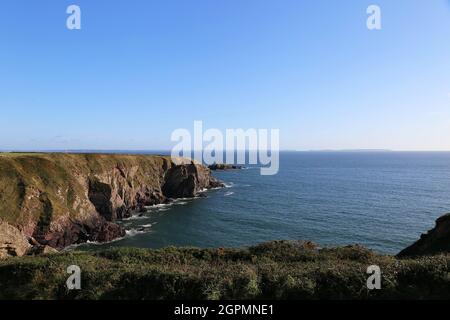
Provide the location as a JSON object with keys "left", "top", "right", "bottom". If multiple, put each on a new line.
{"left": 0, "top": 153, "right": 223, "bottom": 257}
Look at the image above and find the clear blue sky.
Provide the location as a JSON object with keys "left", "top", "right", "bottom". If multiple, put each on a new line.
{"left": 1, "top": 0, "right": 450, "bottom": 151}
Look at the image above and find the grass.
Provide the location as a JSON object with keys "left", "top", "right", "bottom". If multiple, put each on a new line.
{"left": 0, "top": 241, "right": 449, "bottom": 300}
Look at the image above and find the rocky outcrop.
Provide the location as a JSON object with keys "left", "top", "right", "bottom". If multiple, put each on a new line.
{"left": 398, "top": 213, "right": 450, "bottom": 257}
{"left": 0, "top": 221, "right": 31, "bottom": 259}
{"left": 0, "top": 153, "right": 223, "bottom": 254}
{"left": 163, "top": 163, "right": 223, "bottom": 198}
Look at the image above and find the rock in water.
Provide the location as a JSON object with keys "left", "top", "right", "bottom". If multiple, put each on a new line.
{"left": 398, "top": 213, "right": 450, "bottom": 257}
{"left": 208, "top": 163, "right": 242, "bottom": 171}
{"left": 0, "top": 221, "right": 31, "bottom": 259}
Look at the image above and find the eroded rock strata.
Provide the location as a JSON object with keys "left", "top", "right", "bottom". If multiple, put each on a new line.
{"left": 0, "top": 153, "right": 223, "bottom": 256}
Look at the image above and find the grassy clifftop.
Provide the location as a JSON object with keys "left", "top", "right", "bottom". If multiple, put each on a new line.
{"left": 0, "top": 240, "right": 449, "bottom": 300}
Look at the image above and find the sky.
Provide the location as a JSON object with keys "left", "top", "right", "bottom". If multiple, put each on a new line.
{"left": 1, "top": 0, "right": 450, "bottom": 151}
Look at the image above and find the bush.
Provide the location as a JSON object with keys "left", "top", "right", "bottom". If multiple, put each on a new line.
{"left": 0, "top": 241, "right": 449, "bottom": 300}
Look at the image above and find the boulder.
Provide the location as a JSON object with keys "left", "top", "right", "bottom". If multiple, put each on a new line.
{"left": 28, "top": 244, "right": 59, "bottom": 256}
{"left": 0, "top": 221, "right": 31, "bottom": 259}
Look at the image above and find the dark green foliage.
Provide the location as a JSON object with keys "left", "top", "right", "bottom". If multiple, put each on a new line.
{"left": 0, "top": 241, "right": 449, "bottom": 300}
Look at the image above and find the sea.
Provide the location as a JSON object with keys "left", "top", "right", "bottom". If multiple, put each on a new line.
{"left": 77, "top": 151, "right": 450, "bottom": 255}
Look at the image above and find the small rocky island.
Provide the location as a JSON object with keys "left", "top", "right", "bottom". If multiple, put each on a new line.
{"left": 208, "top": 163, "right": 243, "bottom": 171}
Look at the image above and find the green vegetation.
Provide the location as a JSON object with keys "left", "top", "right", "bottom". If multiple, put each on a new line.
{"left": 0, "top": 241, "right": 449, "bottom": 300}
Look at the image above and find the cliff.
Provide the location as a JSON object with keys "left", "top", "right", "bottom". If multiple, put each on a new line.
{"left": 0, "top": 153, "right": 223, "bottom": 253}
{"left": 398, "top": 213, "right": 450, "bottom": 257}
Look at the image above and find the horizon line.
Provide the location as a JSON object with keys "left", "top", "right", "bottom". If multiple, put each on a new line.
{"left": 2, "top": 149, "right": 450, "bottom": 153}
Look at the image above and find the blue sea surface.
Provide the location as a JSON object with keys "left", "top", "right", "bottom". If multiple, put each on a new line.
{"left": 79, "top": 152, "right": 450, "bottom": 254}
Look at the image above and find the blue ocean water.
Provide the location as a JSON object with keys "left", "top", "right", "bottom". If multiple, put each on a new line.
{"left": 80, "top": 152, "right": 450, "bottom": 255}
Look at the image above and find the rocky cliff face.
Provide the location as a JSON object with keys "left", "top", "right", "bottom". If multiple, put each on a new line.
{"left": 0, "top": 153, "right": 223, "bottom": 256}
{"left": 398, "top": 213, "right": 450, "bottom": 257}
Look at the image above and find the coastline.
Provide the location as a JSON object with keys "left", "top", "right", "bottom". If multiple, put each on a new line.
{"left": 1, "top": 153, "right": 450, "bottom": 299}
{"left": 0, "top": 153, "right": 224, "bottom": 257}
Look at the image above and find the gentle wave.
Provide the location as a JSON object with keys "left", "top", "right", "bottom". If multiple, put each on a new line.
{"left": 126, "top": 228, "right": 147, "bottom": 237}
{"left": 123, "top": 214, "right": 147, "bottom": 221}
{"left": 63, "top": 233, "right": 127, "bottom": 251}
{"left": 224, "top": 182, "right": 234, "bottom": 188}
